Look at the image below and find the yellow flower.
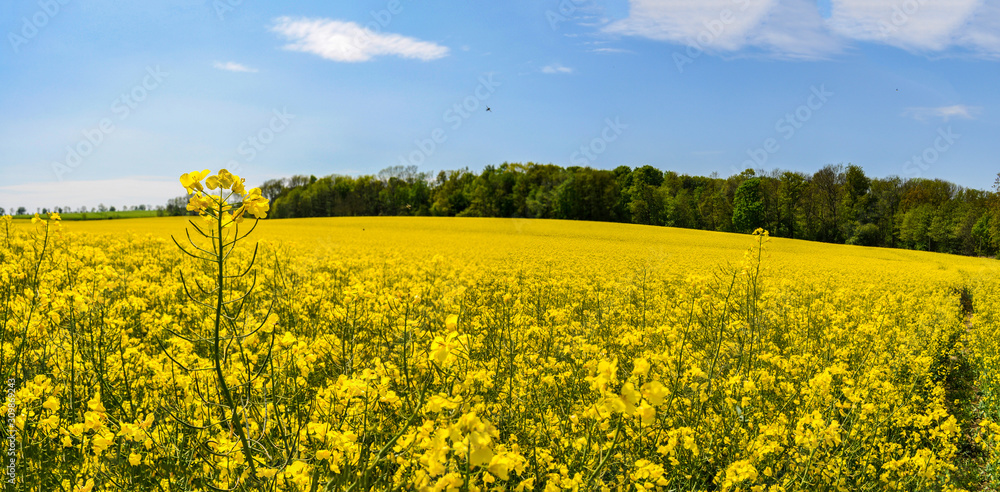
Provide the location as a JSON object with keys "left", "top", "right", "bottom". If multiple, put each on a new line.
{"left": 92, "top": 433, "right": 114, "bottom": 454}
{"left": 261, "top": 314, "right": 279, "bottom": 333}
{"left": 241, "top": 187, "right": 270, "bottom": 219}
{"left": 469, "top": 431, "right": 494, "bottom": 467}
{"left": 316, "top": 449, "right": 332, "bottom": 460}
{"left": 220, "top": 211, "right": 238, "bottom": 229}
{"left": 632, "top": 357, "right": 650, "bottom": 378}
{"left": 87, "top": 393, "right": 106, "bottom": 413}
{"left": 722, "top": 459, "right": 758, "bottom": 488}
{"left": 206, "top": 168, "right": 237, "bottom": 190}
{"left": 430, "top": 333, "right": 467, "bottom": 367}
{"left": 621, "top": 382, "right": 641, "bottom": 413}
{"left": 186, "top": 192, "right": 211, "bottom": 212}
{"left": 514, "top": 478, "right": 536, "bottom": 492}
{"left": 129, "top": 453, "right": 141, "bottom": 466}
{"left": 488, "top": 455, "right": 511, "bottom": 480}
{"left": 641, "top": 380, "right": 668, "bottom": 406}
{"left": 180, "top": 169, "right": 210, "bottom": 193}
{"left": 636, "top": 402, "right": 656, "bottom": 426}
{"left": 42, "top": 396, "right": 60, "bottom": 411}
{"left": 138, "top": 412, "right": 154, "bottom": 430}
{"left": 39, "top": 414, "right": 59, "bottom": 431}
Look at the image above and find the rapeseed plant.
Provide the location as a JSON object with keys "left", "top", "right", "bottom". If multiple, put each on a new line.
{"left": 168, "top": 169, "right": 272, "bottom": 487}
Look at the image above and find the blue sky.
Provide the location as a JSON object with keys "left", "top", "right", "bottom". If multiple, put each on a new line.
{"left": 1, "top": 0, "right": 999, "bottom": 211}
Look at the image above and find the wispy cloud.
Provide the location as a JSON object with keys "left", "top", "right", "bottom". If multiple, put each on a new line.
{"left": 271, "top": 17, "right": 449, "bottom": 62}
{"left": 751, "top": 0, "right": 843, "bottom": 60}
{"left": 826, "top": 0, "right": 983, "bottom": 52}
{"left": 603, "top": 0, "right": 1000, "bottom": 59}
{"left": 903, "top": 105, "right": 981, "bottom": 122}
{"left": 590, "top": 47, "right": 634, "bottom": 54}
{"left": 604, "top": 0, "right": 774, "bottom": 50}
{"left": 958, "top": 2, "right": 1000, "bottom": 57}
{"left": 213, "top": 61, "right": 258, "bottom": 73}
{"left": 603, "top": 0, "right": 841, "bottom": 59}
{"left": 541, "top": 63, "right": 574, "bottom": 74}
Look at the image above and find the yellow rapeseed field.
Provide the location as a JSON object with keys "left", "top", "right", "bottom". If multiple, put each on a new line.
{"left": 3, "top": 171, "right": 1000, "bottom": 491}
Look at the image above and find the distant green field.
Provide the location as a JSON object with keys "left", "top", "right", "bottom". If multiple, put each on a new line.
{"left": 11, "top": 210, "right": 163, "bottom": 221}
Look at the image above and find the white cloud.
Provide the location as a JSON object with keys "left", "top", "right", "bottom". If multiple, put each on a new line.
{"left": 826, "top": 0, "right": 983, "bottom": 52}
{"left": 605, "top": 0, "right": 776, "bottom": 50}
{"left": 213, "top": 61, "right": 258, "bottom": 73}
{"left": 825, "top": 0, "right": 1000, "bottom": 56}
{"left": 0, "top": 177, "right": 180, "bottom": 212}
{"left": 541, "top": 63, "right": 574, "bottom": 74}
{"left": 604, "top": 0, "right": 840, "bottom": 59}
{"left": 750, "top": 0, "right": 844, "bottom": 59}
{"left": 590, "top": 47, "right": 634, "bottom": 54}
{"left": 603, "top": 0, "right": 1000, "bottom": 58}
{"left": 903, "top": 105, "right": 981, "bottom": 122}
{"left": 959, "top": 2, "right": 1000, "bottom": 56}
{"left": 271, "top": 17, "right": 449, "bottom": 62}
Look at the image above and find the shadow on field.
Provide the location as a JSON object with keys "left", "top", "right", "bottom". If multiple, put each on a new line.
{"left": 943, "top": 286, "right": 988, "bottom": 489}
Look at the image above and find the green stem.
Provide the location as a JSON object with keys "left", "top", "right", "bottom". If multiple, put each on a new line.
{"left": 212, "top": 203, "right": 258, "bottom": 481}
{"left": 586, "top": 415, "right": 623, "bottom": 487}
{"left": 10, "top": 220, "right": 49, "bottom": 381}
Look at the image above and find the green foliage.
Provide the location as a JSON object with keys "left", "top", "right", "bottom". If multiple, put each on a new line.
{"left": 847, "top": 223, "right": 881, "bottom": 247}
{"left": 901, "top": 204, "right": 933, "bottom": 250}
{"left": 182, "top": 164, "right": 1000, "bottom": 259}
{"left": 732, "top": 178, "right": 765, "bottom": 233}
{"left": 11, "top": 210, "right": 162, "bottom": 221}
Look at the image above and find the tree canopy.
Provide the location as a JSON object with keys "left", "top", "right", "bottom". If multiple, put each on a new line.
{"left": 161, "top": 163, "right": 1000, "bottom": 258}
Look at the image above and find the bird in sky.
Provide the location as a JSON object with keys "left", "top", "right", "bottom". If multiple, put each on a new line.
{"left": 486, "top": 107, "right": 492, "bottom": 112}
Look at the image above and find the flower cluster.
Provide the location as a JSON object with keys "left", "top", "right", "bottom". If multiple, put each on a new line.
{"left": 30, "top": 212, "right": 61, "bottom": 225}
{"left": 180, "top": 168, "right": 269, "bottom": 227}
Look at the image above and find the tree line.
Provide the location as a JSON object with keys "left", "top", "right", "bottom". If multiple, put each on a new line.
{"left": 1, "top": 204, "right": 154, "bottom": 216}
{"left": 161, "top": 163, "right": 1000, "bottom": 258}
